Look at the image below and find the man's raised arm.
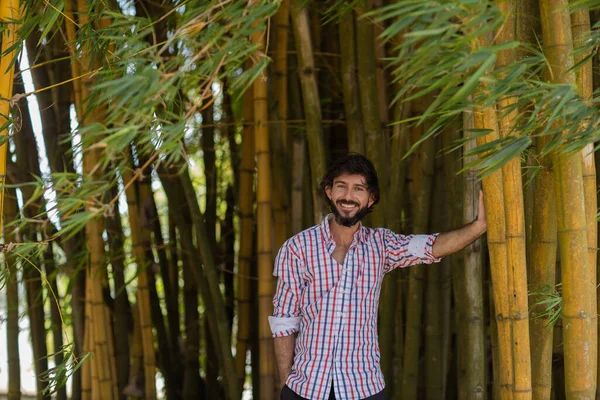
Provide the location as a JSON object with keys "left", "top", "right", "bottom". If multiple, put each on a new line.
{"left": 432, "top": 190, "right": 487, "bottom": 258}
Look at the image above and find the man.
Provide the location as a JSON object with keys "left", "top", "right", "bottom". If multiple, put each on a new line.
{"left": 269, "top": 153, "right": 487, "bottom": 400}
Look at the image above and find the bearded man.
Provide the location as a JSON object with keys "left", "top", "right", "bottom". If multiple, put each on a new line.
{"left": 270, "top": 153, "right": 487, "bottom": 400}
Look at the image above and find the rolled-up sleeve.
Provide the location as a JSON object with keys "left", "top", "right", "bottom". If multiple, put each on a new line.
{"left": 383, "top": 229, "right": 441, "bottom": 272}
{"left": 270, "top": 241, "right": 305, "bottom": 338}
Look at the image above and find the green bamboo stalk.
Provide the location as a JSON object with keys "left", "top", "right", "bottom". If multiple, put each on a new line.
{"left": 290, "top": 0, "right": 327, "bottom": 223}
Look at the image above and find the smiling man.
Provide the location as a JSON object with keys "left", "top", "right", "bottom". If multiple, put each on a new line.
{"left": 269, "top": 153, "right": 487, "bottom": 400}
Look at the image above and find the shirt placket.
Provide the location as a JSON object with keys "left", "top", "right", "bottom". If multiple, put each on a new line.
{"left": 331, "top": 239, "right": 358, "bottom": 394}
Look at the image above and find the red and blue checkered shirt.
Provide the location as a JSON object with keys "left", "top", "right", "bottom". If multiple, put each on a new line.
{"left": 270, "top": 215, "right": 440, "bottom": 400}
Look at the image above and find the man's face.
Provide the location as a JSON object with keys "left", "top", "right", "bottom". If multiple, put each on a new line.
{"left": 325, "top": 173, "right": 375, "bottom": 227}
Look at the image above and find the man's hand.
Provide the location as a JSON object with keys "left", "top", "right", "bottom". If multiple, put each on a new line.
{"left": 473, "top": 190, "right": 487, "bottom": 235}
{"left": 431, "top": 189, "right": 487, "bottom": 258}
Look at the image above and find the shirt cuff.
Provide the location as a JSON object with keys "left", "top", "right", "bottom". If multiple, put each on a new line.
{"left": 269, "top": 316, "right": 301, "bottom": 338}
{"left": 408, "top": 233, "right": 441, "bottom": 263}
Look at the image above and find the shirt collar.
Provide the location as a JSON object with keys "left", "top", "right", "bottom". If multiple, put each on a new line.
{"left": 321, "top": 213, "right": 368, "bottom": 245}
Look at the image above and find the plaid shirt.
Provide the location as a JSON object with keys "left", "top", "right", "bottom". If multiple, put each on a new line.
{"left": 270, "top": 215, "right": 440, "bottom": 400}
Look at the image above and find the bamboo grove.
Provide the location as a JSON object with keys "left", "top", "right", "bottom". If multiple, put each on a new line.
{"left": 2, "top": 0, "right": 600, "bottom": 399}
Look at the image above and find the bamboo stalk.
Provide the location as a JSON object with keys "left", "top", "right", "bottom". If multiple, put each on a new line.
{"left": 339, "top": 11, "right": 364, "bottom": 153}
{"left": 401, "top": 121, "right": 435, "bottom": 400}
{"left": 0, "top": 0, "right": 19, "bottom": 228}
{"left": 474, "top": 103, "right": 512, "bottom": 400}
{"left": 529, "top": 134, "right": 556, "bottom": 400}
{"left": 5, "top": 187, "right": 20, "bottom": 400}
{"left": 457, "top": 110, "right": 485, "bottom": 400}
{"left": 572, "top": 8, "right": 598, "bottom": 396}
{"left": 72, "top": 1, "right": 117, "bottom": 396}
{"left": 290, "top": 0, "right": 327, "bottom": 223}
{"left": 235, "top": 88, "right": 255, "bottom": 382}
{"left": 121, "top": 148, "right": 157, "bottom": 400}
{"left": 356, "top": 1, "right": 387, "bottom": 228}
{"left": 274, "top": 0, "right": 290, "bottom": 151}
{"left": 251, "top": 23, "right": 276, "bottom": 399}
{"left": 425, "top": 148, "right": 446, "bottom": 400}
{"left": 495, "top": 4, "right": 533, "bottom": 398}
{"left": 540, "top": 1, "right": 595, "bottom": 397}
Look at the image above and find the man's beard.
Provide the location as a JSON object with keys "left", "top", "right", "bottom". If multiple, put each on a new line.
{"left": 330, "top": 200, "right": 370, "bottom": 227}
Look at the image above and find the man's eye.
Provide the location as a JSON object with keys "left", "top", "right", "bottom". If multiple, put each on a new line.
{"left": 355, "top": 187, "right": 364, "bottom": 192}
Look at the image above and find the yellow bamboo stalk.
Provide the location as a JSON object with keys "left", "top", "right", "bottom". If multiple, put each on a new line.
{"left": 495, "top": 2, "right": 532, "bottom": 398}
{"left": 572, "top": 8, "right": 598, "bottom": 395}
{"left": 528, "top": 135, "right": 556, "bottom": 400}
{"left": 251, "top": 25, "right": 275, "bottom": 400}
{"left": 540, "top": 1, "right": 595, "bottom": 397}
{"left": 68, "top": 1, "right": 116, "bottom": 397}
{"left": 0, "top": 0, "right": 19, "bottom": 227}
{"left": 474, "top": 103, "right": 512, "bottom": 400}
{"left": 235, "top": 88, "right": 255, "bottom": 382}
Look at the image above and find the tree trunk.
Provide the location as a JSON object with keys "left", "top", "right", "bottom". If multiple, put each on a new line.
{"left": 540, "top": 0, "right": 596, "bottom": 397}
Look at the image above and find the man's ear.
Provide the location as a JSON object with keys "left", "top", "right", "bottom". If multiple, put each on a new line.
{"left": 368, "top": 194, "right": 375, "bottom": 208}
{"left": 325, "top": 186, "right": 332, "bottom": 201}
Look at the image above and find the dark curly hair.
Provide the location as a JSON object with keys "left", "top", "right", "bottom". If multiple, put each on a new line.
{"left": 319, "top": 153, "right": 380, "bottom": 209}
